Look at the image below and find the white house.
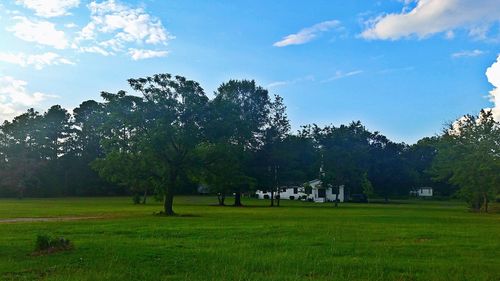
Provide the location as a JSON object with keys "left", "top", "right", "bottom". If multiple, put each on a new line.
{"left": 255, "top": 179, "right": 345, "bottom": 203}
{"left": 410, "top": 187, "right": 433, "bottom": 197}
{"left": 307, "top": 179, "right": 345, "bottom": 203}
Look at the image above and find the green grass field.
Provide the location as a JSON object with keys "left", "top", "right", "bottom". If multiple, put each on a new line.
{"left": 0, "top": 197, "right": 499, "bottom": 281}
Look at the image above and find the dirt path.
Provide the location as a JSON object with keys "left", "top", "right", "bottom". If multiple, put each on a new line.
{"left": 0, "top": 216, "right": 104, "bottom": 223}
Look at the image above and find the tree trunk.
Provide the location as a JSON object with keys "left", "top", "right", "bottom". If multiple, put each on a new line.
{"left": 483, "top": 193, "right": 489, "bottom": 213}
{"left": 270, "top": 190, "right": 274, "bottom": 207}
{"left": 162, "top": 169, "right": 178, "bottom": 215}
{"left": 276, "top": 187, "right": 280, "bottom": 207}
{"left": 334, "top": 191, "right": 339, "bottom": 208}
{"left": 234, "top": 191, "right": 242, "bottom": 206}
{"left": 217, "top": 193, "right": 226, "bottom": 206}
{"left": 142, "top": 188, "right": 148, "bottom": 204}
{"left": 163, "top": 191, "right": 175, "bottom": 216}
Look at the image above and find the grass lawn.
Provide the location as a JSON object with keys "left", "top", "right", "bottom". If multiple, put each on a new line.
{"left": 0, "top": 196, "right": 499, "bottom": 281}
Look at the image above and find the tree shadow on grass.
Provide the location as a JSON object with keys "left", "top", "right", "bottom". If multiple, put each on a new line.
{"left": 152, "top": 212, "right": 201, "bottom": 218}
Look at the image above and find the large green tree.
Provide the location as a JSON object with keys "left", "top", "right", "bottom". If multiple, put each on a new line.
{"left": 0, "top": 109, "right": 44, "bottom": 197}
{"left": 432, "top": 110, "right": 500, "bottom": 212}
{"left": 134, "top": 74, "right": 209, "bottom": 215}
{"left": 211, "top": 80, "right": 271, "bottom": 206}
{"left": 252, "top": 95, "right": 291, "bottom": 206}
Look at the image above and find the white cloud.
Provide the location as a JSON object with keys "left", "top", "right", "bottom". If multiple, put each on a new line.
{"left": 0, "top": 52, "right": 74, "bottom": 70}
{"left": 128, "top": 48, "right": 168, "bottom": 60}
{"left": 445, "top": 30, "right": 455, "bottom": 39}
{"left": 451, "top": 49, "right": 485, "bottom": 58}
{"left": 77, "top": 46, "right": 112, "bottom": 56}
{"left": 323, "top": 70, "right": 363, "bottom": 82}
{"left": 8, "top": 16, "right": 68, "bottom": 49}
{"left": 485, "top": 55, "right": 500, "bottom": 121}
{"left": 16, "top": 0, "right": 80, "bottom": 18}
{"left": 75, "top": 0, "right": 173, "bottom": 59}
{"left": 65, "top": 23, "right": 78, "bottom": 28}
{"left": 361, "top": 0, "right": 500, "bottom": 40}
{"left": 273, "top": 20, "right": 341, "bottom": 47}
{"left": 0, "top": 76, "right": 56, "bottom": 121}
{"left": 266, "top": 75, "right": 315, "bottom": 88}
{"left": 267, "top": 81, "right": 289, "bottom": 88}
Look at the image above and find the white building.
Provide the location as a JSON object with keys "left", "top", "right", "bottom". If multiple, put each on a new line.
{"left": 410, "top": 187, "right": 433, "bottom": 197}
{"left": 307, "top": 179, "right": 345, "bottom": 203}
{"left": 256, "top": 186, "right": 305, "bottom": 200}
{"left": 255, "top": 179, "right": 345, "bottom": 203}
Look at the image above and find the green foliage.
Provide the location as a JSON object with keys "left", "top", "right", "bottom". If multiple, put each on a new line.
{"left": 301, "top": 121, "right": 416, "bottom": 201}
{"left": 432, "top": 110, "right": 500, "bottom": 212}
{"left": 92, "top": 74, "right": 210, "bottom": 215}
{"left": 303, "top": 182, "right": 312, "bottom": 195}
{"left": 34, "top": 234, "right": 72, "bottom": 253}
{"left": 361, "top": 172, "right": 374, "bottom": 199}
{"left": 0, "top": 73, "right": 497, "bottom": 215}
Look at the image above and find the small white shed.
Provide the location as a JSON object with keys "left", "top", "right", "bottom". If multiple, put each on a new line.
{"left": 410, "top": 187, "right": 433, "bottom": 197}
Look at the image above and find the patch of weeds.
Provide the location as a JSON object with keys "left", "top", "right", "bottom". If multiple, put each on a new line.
{"left": 2, "top": 266, "right": 57, "bottom": 281}
{"left": 32, "top": 234, "right": 73, "bottom": 256}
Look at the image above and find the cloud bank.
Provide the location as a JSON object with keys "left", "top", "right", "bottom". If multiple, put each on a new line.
{"left": 128, "top": 49, "right": 168, "bottom": 60}
{"left": 8, "top": 16, "right": 69, "bottom": 49}
{"left": 5, "top": 0, "right": 172, "bottom": 62}
{"left": 0, "top": 52, "right": 74, "bottom": 70}
{"left": 361, "top": 0, "right": 500, "bottom": 40}
{"left": 0, "top": 76, "right": 56, "bottom": 121}
{"left": 16, "top": 0, "right": 80, "bottom": 18}
{"left": 75, "top": 0, "right": 172, "bottom": 59}
{"left": 486, "top": 55, "right": 500, "bottom": 121}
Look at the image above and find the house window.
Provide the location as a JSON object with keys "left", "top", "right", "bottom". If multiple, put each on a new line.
{"left": 293, "top": 188, "right": 298, "bottom": 194}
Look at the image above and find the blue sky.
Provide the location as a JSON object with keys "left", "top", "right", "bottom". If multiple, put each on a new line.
{"left": 0, "top": 0, "right": 499, "bottom": 143}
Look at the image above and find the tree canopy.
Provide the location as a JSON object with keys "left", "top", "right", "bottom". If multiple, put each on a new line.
{"left": 1, "top": 73, "right": 498, "bottom": 213}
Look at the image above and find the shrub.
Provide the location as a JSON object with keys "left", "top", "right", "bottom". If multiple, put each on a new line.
{"left": 289, "top": 196, "right": 295, "bottom": 200}
{"left": 264, "top": 195, "right": 269, "bottom": 199}
{"left": 34, "top": 234, "right": 73, "bottom": 254}
{"left": 35, "top": 234, "right": 51, "bottom": 251}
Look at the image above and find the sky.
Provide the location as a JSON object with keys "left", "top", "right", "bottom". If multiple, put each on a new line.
{"left": 0, "top": 0, "right": 499, "bottom": 143}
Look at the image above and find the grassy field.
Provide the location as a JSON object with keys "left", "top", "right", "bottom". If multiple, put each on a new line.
{"left": 0, "top": 197, "right": 499, "bottom": 281}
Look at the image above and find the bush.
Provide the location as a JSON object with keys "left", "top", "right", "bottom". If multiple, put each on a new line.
{"left": 34, "top": 234, "right": 73, "bottom": 254}
{"left": 263, "top": 195, "right": 269, "bottom": 199}
{"left": 35, "top": 234, "right": 51, "bottom": 251}
{"left": 289, "top": 196, "right": 295, "bottom": 200}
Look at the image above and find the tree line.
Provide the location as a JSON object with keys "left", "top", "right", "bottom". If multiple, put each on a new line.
{"left": 1, "top": 74, "right": 499, "bottom": 214}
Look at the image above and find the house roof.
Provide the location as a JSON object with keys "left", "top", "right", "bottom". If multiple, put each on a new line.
{"left": 308, "top": 179, "right": 321, "bottom": 185}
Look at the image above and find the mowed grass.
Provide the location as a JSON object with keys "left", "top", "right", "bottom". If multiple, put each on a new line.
{"left": 0, "top": 197, "right": 499, "bottom": 281}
